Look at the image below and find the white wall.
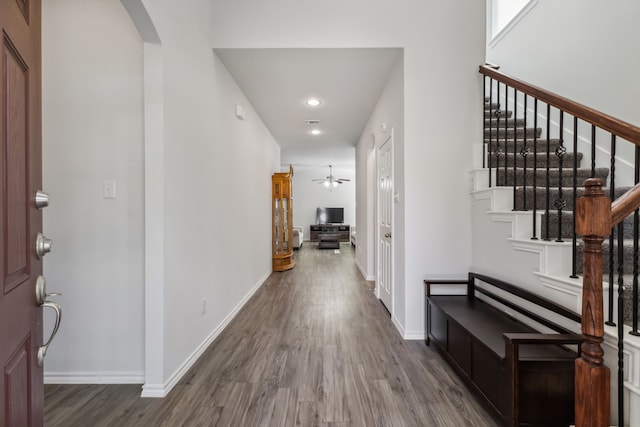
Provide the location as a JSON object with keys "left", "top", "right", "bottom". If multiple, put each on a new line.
{"left": 210, "top": 0, "right": 486, "bottom": 338}
{"left": 487, "top": 0, "right": 640, "bottom": 126}
{"left": 356, "top": 57, "right": 404, "bottom": 308}
{"left": 136, "top": 0, "right": 281, "bottom": 393}
{"left": 289, "top": 165, "right": 356, "bottom": 239}
{"left": 42, "top": 0, "right": 281, "bottom": 393}
{"left": 42, "top": 0, "right": 145, "bottom": 381}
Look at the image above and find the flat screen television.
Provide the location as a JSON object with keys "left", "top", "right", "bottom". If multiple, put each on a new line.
{"left": 316, "top": 207, "right": 344, "bottom": 224}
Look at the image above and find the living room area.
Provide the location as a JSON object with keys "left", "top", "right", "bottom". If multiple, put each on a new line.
{"left": 288, "top": 164, "right": 356, "bottom": 252}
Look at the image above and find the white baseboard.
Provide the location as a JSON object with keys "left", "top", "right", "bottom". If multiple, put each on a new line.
{"left": 391, "top": 315, "right": 425, "bottom": 340}
{"left": 355, "top": 258, "right": 375, "bottom": 281}
{"left": 140, "top": 271, "right": 271, "bottom": 398}
{"left": 44, "top": 371, "right": 144, "bottom": 384}
{"left": 402, "top": 331, "right": 427, "bottom": 340}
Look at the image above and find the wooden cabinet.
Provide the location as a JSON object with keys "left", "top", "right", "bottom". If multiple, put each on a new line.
{"left": 272, "top": 166, "right": 295, "bottom": 271}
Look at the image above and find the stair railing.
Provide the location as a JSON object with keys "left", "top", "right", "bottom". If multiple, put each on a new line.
{"left": 480, "top": 64, "right": 640, "bottom": 427}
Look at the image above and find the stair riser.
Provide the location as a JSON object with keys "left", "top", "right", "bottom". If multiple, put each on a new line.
{"left": 484, "top": 128, "right": 541, "bottom": 139}
{"left": 484, "top": 118, "right": 526, "bottom": 127}
{"left": 496, "top": 168, "right": 609, "bottom": 188}
{"left": 484, "top": 138, "right": 562, "bottom": 150}
{"left": 623, "top": 287, "right": 640, "bottom": 325}
{"left": 488, "top": 153, "right": 582, "bottom": 169}
{"left": 514, "top": 185, "right": 627, "bottom": 212}
{"left": 541, "top": 212, "right": 637, "bottom": 240}
{"left": 484, "top": 110, "right": 512, "bottom": 119}
{"left": 577, "top": 244, "right": 640, "bottom": 276}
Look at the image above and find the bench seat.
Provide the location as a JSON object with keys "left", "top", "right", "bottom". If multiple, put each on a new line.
{"left": 430, "top": 295, "right": 576, "bottom": 361}
{"left": 425, "top": 273, "right": 582, "bottom": 427}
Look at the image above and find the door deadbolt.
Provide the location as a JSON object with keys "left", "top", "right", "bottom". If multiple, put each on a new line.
{"left": 36, "top": 233, "right": 53, "bottom": 259}
{"left": 35, "top": 191, "right": 49, "bottom": 209}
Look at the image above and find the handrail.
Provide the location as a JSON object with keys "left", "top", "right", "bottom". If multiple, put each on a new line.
{"left": 479, "top": 65, "right": 640, "bottom": 146}
{"left": 611, "top": 182, "right": 640, "bottom": 227}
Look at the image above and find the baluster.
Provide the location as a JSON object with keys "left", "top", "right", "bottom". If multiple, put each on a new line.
{"left": 606, "top": 135, "right": 617, "bottom": 327}
{"left": 532, "top": 99, "right": 539, "bottom": 240}
{"left": 574, "top": 178, "right": 610, "bottom": 427}
{"left": 483, "top": 77, "right": 487, "bottom": 169}
{"left": 555, "top": 111, "right": 566, "bottom": 242}
{"left": 616, "top": 220, "right": 625, "bottom": 427}
{"left": 495, "top": 82, "right": 502, "bottom": 186}
{"left": 504, "top": 86, "right": 509, "bottom": 186}
{"left": 632, "top": 145, "right": 640, "bottom": 337}
{"left": 591, "top": 125, "right": 596, "bottom": 178}
{"left": 512, "top": 89, "right": 518, "bottom": 209}
{"left": 488, "top": 78, "right": 494, "bottom": 187}
{"left": 544, "top": 103, "right": 551, "bottom": 241}
{"left": 571, "top": 116, "right": 579, "bottom": 278}
{"left": 521, "top": 95, "right": 529, "bottom": 211}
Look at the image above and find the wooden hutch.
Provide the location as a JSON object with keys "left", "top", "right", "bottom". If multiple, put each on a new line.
{"left": 272, "top": 166, "right": 295, "bottom": 271}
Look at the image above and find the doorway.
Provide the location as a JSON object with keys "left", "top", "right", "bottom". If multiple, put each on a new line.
{"left": 377, "top": 132, "right": 393, "bottom": 313}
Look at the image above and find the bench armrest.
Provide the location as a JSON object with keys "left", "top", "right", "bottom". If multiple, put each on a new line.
{"left": 503, "top": 333, "right": 582, "bottom": 426}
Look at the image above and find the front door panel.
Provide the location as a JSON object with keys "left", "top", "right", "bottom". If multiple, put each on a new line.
{"left": 377, "top": 134, "right": 393, "bottom": 312}
{"left": 0, "top": 0, "right": 44, "bottom": 425}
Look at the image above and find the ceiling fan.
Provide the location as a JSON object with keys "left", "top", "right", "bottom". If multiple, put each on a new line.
{"left": 312, "top": 165, "right": 351, "bottom": 188}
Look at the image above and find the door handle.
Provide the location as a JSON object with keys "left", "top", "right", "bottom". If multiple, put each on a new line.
{"left": 385, "top": 232, "right": 392, "bottom": 238}
{"left": 35, "top": 276, "right": 61, "bottom": 305}
{"left": 38, "top": 300, "right": 62, "bottom": 367}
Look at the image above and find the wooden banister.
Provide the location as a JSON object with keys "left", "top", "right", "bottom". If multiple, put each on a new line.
{"left": 479, "top": 65, "right": 640, "bottom": 146}
{"left": 611, "top": 182, "right": 640, "bottom": 227}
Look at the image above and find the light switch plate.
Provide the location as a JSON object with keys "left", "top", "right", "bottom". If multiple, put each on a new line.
{"left": 103, "top": 180, "right": 116, "bottom": 199}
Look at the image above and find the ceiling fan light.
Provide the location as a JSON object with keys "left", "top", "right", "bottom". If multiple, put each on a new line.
{"left": 306, "top": 98, "right": 321, "bottom": 107}
{"left": 332, "top": 181, "right": 338, "bottom": 188}
{"left": 323, "top": 181, "right": 330, "bottom": 187}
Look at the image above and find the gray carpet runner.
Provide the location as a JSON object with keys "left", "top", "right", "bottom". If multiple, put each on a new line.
{"left": 484, "top": 100, "right": 639, "bottom": 325}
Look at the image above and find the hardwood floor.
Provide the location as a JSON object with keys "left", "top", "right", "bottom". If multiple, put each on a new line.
{"left": 45, "top": 244, "right": 498, "bottom": 426}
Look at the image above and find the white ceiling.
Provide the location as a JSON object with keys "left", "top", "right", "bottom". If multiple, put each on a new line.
{"left": 215, "top": 48, "right": 402, "bottom": 171}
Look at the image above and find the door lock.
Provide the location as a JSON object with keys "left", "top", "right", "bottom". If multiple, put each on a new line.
{"left": 36, "top": 233, "right": 53, "bottom": 259}
{"left": 35, "top": 190, "right": 49, "bottom": 209}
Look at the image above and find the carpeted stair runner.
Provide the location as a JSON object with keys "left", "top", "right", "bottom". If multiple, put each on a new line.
{"left": 484, "top": 100, "right": 639, "bottom": 324}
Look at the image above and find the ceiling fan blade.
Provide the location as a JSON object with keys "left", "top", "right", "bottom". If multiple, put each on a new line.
{"left": 336, "top": 179, "right": 351, "bottom": 182}
{"left": 311, "top": 178, "right": 327, "bottom": 181}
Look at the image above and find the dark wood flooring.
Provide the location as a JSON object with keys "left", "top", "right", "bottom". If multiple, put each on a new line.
{"left": 45, "top": 244, "right": 498, "bottom": 426}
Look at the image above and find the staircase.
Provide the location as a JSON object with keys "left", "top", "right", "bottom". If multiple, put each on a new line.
{"left": 474, "top": 65, "right": 640, "bottom": 427}
{"left": 483, "top": 98, "right": 640, "bottom": 326}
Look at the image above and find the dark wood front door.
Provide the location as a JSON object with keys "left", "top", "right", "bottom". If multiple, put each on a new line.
{"left": 0, "top": 0, "right": 44, "bottom": 425}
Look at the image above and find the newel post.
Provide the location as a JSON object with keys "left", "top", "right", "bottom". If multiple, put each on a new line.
{"left": 574, "top": 178, "right": 611, "bottom": 427}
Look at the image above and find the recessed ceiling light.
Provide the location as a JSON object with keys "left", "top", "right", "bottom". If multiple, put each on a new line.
{"left": 310, "top": 129, "right": 321, "bottom": 135}
{"left": 306, "top": 98, "right": 321, "bottom": 107}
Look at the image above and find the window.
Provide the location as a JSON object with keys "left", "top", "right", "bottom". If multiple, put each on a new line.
{"left": 489, "top": 0, "right": 537, "bottom": 43}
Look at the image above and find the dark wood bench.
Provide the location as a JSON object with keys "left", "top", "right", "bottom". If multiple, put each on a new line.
{"left": 424, "top": 273, "right": 583, "bottom": 427}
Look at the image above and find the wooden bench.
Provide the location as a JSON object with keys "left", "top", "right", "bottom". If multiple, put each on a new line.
{"left": 424, "top": 273, "right": 583, "bottom": 427}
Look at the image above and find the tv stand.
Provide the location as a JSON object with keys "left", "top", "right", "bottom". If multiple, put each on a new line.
{"left": 309, "top": 224, "right": 350, "bottom": 242}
